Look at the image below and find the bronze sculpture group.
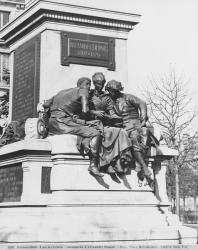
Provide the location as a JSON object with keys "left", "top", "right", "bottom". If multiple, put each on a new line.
{"left": 38, "top": 72, "right": 154, "bottom": 187}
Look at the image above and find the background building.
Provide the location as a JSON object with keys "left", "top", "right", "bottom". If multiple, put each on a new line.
{"left": 0, "top": 0, "right": 24, "bottom": 95}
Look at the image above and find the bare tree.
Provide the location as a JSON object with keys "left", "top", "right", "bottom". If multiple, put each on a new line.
{"left": 143, "top": 70, "right": 198, "bottom": 216}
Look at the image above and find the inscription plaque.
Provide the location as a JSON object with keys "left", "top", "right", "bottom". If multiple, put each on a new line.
{"left": 12, "top": 35, "right": 40, "bottom": 121}
{"left": 0, "top": 163, "right": 23, "bottom": 202}
{"left": 61, "top": 32, "right": 115, "bottom": 71}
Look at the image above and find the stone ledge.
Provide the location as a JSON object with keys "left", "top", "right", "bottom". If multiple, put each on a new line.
{"left": 48, "top": 134, "right": 79, "bottom": 155}
{"left": 0, "top": 138, "right": 51, "bottom": 155}
{"left": 0, "top": 134, "right": 81, "bottom": 157}
{"left": 157, "top": 146, "right": 178, "bottom": 157}
{"left": 48, "top": 190, "right": 157, "bottom": 205}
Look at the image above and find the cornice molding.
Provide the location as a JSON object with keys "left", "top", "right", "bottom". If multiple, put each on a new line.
{"left": 0, "top": 154, "right": 52, "bottom": 167}
{"left": 0, "top": 1, "right": 140, "bottom": 46}
{"left": 25, "top": 0, "right": 140, "bottom": 20}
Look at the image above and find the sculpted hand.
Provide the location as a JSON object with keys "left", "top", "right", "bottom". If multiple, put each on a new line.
{"left": 93, "top": 110, "right": 105, "bottom": 118}
{"left": 111, "top": 114, "right": 123, "bottom": 121}
{"left": 141, "top": 120, "right": 147, "bottom": 128}
{"left": 37, "top": 101, "right": 45, "bottom": 113}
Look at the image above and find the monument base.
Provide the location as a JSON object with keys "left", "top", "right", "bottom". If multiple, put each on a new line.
{"left": 0, "top": 205, "right": 196, "bottom": 244}
{"left": 0, "top": 137, "right": 197, "bottom": 244}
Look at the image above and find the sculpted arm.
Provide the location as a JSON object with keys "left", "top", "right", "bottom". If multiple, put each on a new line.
{"left": 128, "top": 94, "right": 148, "bottom": 126}
{"left": 37, "top": 96, "right": 54, "bottom": 113}
{"left": 106, "top": 96, "right": 120, "bottom": 117}
{"left": 43, "top": 97, "right": 54, "bottom": 109}
{"left": 79, "top": 88, "right": 90, "bottom": 114}
{"left": 81, "top": 95, "right": 89, "bottom": 113}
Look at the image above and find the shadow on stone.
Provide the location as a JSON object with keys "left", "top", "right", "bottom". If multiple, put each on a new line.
{"left": 117, "top": 173, "right": 132, "bottom": 190}
{"left": 89, "top": 172, "right": 110, "bottom": 189}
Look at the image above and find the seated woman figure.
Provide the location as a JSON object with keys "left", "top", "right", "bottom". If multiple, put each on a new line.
{"left": 85, "top": 72, "right": 133, "bottom": 174}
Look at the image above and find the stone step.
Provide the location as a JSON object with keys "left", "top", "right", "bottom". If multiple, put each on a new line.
{"left": 0, "top": 206, "right": 196, "bottom": 244}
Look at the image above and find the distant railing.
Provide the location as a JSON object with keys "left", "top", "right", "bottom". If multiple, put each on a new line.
{"left": 181, "top": 210, "right": 198, "bottom": 224}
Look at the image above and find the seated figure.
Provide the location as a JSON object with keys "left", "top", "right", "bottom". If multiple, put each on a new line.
{"left": 78, "top": 72, "right": 132, "bottom": 174}
{"left": 35, "top": 76, "right": 156, "bottom": 187}
{"left": 38, "top": 77, "right": 103, "bottom": 177}
{"left": 105, "top": 80, "right": 154, "bottom": 186}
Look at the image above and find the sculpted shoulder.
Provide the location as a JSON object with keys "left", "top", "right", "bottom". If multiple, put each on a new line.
{"left": 123, "top": 93, "right": 146, "bottom": 104}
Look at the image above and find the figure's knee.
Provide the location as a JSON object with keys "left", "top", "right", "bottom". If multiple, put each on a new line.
{"left": 130, "top": 135, "right": 139, "bottom": 148}
{"left": 129, "top": 130, "right": 138, "bottom": 140}
{"left": 132, "top": 145, "right": 142, "bottom": 153}
{"left": 89, "top": 129, "right": 101, "bottom": 138}
{"left": 90, "top": 132, "right": 101, "bottom": 150}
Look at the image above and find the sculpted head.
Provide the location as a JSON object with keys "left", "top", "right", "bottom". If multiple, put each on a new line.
{"left": 77, "top": 77, "right": 91, "bottom": 90}
{"left": 92, "top": 72, "right": 106, "bottom": 92}
{"left": 105, "top": 80, "right": 123, "bottom": 99}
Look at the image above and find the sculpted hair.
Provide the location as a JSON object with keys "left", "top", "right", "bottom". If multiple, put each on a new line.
{"left": 77, "top": 77, "right": 91, "bottom": 87}
{"left": 105, "top": 80, "right": 124, "bottom": 91}
{"left": 92, "top": 72, "right": 106, "bottom": 83}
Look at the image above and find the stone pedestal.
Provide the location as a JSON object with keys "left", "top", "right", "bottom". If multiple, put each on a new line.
{"left": 0, "top": 139, "right": 52, "bottom": 205}
{"left": 0, "top": 135, "right": 196, "bottom": 244}
{"left": 154, "top": 160, "right": 170, "bottom": 204}
{"left": 43, "top": 134, "right": 197, "bottom": 244}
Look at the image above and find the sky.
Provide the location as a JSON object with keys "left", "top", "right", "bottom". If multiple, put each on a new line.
{"left": 88, "top": 0, "right": 198, "bottom": 128}
{"left": 126, "top": 0, "right": 198, "bottom": 96}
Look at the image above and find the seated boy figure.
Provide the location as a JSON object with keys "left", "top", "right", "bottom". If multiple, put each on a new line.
{"left": 37, "top": 77, "right": 103, "bottom": 177}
